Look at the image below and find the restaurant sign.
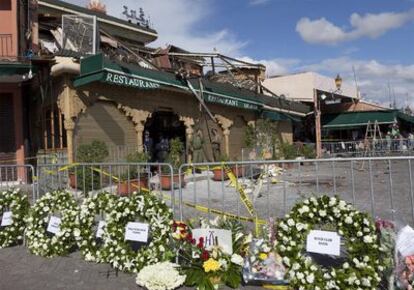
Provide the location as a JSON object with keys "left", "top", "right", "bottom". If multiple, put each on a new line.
{"left": 104, "top": 72, "right": 161, "bottom": 89}
{"left": 205, "top": 93, "right": 260, "bottom": 111}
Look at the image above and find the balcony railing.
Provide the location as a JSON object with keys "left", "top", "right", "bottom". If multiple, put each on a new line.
{"left": 0, "top": 34, "right": 13, "bottom": 57}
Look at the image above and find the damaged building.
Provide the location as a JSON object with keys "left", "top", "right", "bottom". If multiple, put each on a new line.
{"left": 0, "top": 0, "right": 309, "bottom": 175}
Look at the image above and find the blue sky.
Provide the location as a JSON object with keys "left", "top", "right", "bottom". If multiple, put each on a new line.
{"left": 66, "top": 0, "right": 414, "bottom": 106}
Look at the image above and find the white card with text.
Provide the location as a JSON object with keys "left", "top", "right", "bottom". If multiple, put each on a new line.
{"left": 96, "top": 220, "right": 106, "bottom": 238}
{"left": 1, "top": 211, "right": 13, "bottom": 227}
{"left": 192, "top": 228, "right": 233, "bottom": 255}
{"left": 124, "top": 222, "right": 149, "bottom": 243}
{"left": 306, "top": 230, "right": 341, "bottom": 256}
{"left": 47, "top": 216, "right": 61, "bottom": 235}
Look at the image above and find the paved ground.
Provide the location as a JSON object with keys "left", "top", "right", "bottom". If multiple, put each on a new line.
{"left": 179, "top": 160, "right": 414, "bottom": 226}
{"left": 2, "top": 160, "right": 414, "bottom": 289}
{"left": 0, "top": 246, "right": 266, "bottom": 290}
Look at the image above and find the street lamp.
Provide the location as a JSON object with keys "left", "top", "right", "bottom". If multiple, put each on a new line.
{"left": 314, "top": 74, "right": 343, "bottom": 158}
{"left": 335, "top": 74, "right": 342, "bottom": 91}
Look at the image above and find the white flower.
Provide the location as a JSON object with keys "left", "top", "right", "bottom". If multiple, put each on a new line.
{"left": 231, "top": 254, "right": 244, "bottom": 266}
{"left": 306, "top": 273, "right": 315, "bottom": 284}
{"left": 363, "top": 235, "right": 373, "bottom": 243}
{"left": 73, "top": 229, "right": 81, "bottom": 238}
{"left": 287, "top": 219, "right": 295, "bottom": 226}
{"left": 343, "top": 262, "right": 349, "bottom": 269}
{"left": 298, "top": 205, "right": 310, "bottom": 214}
{"left": 296, "top": 223, "right": 305, "bottom": 231}
{"left": 136, "top": 262, "right": 186, "bottom": 290}
{"left": 344, "top": 216, "right": 353, "bottom": 224}
{"left": 319, "top": 210, "right": 327, "bottom": 217}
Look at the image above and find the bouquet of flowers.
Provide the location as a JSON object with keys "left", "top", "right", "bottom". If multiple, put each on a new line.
{"left": 398, "top": 255, "right": 414, "bottom": 290}
{"left": 171, "top": 217, "right": 247, "bottom": 290}
{"left": 136, "top": 262, "right": 186, "bottom": 290}
{"left": 243, "top": 219, "right": 288, "bottom": 286}
{"left": 396, "top": 225, "right": 414, "bottom": 290}
{"left": 375, "top": 218, "right": 396, "bottom": 289}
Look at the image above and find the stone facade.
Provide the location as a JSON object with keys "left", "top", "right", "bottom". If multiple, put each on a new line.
{"left": 54, "top": 77, "right": 294, "bottom": 162}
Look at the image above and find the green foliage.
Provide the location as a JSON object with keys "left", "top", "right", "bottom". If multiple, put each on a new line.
{"left": 125, "top": 151, "right": 150, "bottom": 163}
{"left": 120, "top": 151, "right": 151, "bottom": 180}
{"left": 218, "top": 153, "right": 230, "bottom": 162}
{"left": 301, "top": 144, "right": 316, "bottom": 159}
{"left": 243, "top": 125, "right": 256, "bottom": 149}
{"left": 278, "top": 142, "right": 298, "bottom": 160}
{"left": 166, "top": 138, "right": 184, "bottom": 172}
{"left": 74, "top": 140, "right": 109, "bottom": 193}
{"left": 244, "top": 119, "right": 281, "bottom": 158}
{"left": 76, "top": 140, "right": 109, "bottom": 163}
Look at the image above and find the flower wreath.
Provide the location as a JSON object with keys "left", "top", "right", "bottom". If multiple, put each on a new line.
{"left": 277, "top": 195, "right": 384, "bottom": 290}
{"left": 102, "top": 192, "right": 173, "bottom": 273}
{"left": 26, "top": 190, "right": 78, "bottom": 257}
{"left": 75, "top": 192, "right": 117, "bottom": 262}
{"left": 0, "top": 188, "right": 30, "bottom": 248}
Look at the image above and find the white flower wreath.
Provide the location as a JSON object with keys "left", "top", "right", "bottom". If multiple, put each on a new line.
{"left": 102, "top": 192, "right": 173, "bottom": 273}
{"left": 0, "top": 188, "right": 30, "bottom": 248}
{"left": 277, "top": 195, "right": 385, "bottom": 290}
{"left": 75, "top": 192, "right": 117, "bottom": 262}
{"left": 26, "top": 190, "right": 78, "bottom": 257}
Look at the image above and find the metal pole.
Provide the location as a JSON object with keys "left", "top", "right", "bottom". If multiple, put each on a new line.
{"left": 314, "top": 89, "right": 322, "bottom": 158}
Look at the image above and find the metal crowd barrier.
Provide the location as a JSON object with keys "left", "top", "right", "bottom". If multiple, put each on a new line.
{"left": 1, "top": 158, "right": 414, "bottom": 226}
{"left": 34, "top": 162, "right": 177, "bottom": 216}
{"left": 322, "top": 138, "right": 414, "bottom": 157}
{"left": 0, "top": 164, "right": 36, "bottom": 203}
{"left": 178, "top": 157, "right": 414, "bottom": 227}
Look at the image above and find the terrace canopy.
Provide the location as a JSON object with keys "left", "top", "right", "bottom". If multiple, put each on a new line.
{"left": 322, "top": 110, "right": 414, "bottom": 130}
{"left": 74, "top": 54, "right": 309, "bottom": 116}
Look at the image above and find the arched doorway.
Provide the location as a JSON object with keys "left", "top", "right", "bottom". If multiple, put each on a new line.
{"left": 144, "top": 111, "right": 186, "bottom": 162}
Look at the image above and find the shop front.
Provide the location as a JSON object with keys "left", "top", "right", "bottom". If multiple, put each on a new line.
{"left": 46, "top": 54, "right": 308, "bottom": 163}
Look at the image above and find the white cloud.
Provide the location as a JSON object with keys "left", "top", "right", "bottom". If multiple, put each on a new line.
{"left": 249, "top": 0, "right": 271, "bottom": 5}
{"left": 296, "top": 9, "right": 414, "bottom": 45}
{"left": 299, "top": 57, "right": 414, "bottom": 107}
{"left": 239, "top": 56, "right": 300, "bottom": 76}
{"left": 62, "top": 1, "right": 414, "bottom": 107}
{"left": 66, "top": 0, "right": 246, "bottom": 55}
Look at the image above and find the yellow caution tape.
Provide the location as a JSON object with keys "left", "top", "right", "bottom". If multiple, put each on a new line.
{"left": 263, "top": 285, "right": 290, "bottom": 290}
{"left": 225, "top": 166, "right": 256, "bottom": 217}
{"left": 34, "top": 163, "right": 267, "bottom": 225}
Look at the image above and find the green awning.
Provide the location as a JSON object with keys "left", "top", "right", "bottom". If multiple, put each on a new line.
{"left": 0, "top": 63, "right": 36, "bottom": 82}
{"left": 322, "top": 111, "right": 396, "bottom": 129}
{"left": 397, "top": 111, "right": 414, "bottom": 125}
{"left": 74, "top": 54, "right": 311, "bottom": 114}
{"left": 262, "top": 110, "right": 302, "bottom": 122}
{"left": 74, "top": 54, "right": 263, "bottom": 111}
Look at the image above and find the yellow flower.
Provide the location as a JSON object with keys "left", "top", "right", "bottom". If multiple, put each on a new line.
{"left": 259, "top": 253, "right": 268, "bottom": 260}
{"left": 203, "top": 258, "right": 221, "bottom": 272}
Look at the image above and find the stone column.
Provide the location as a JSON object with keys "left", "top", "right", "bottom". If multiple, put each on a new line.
{"left": 118, "top": 105, "right": 151, "bottom": 152}
{"left": 13, "top": 88, "right": 25, "bottom": 181}
{"left": 180, "top": 116, "right": 195, "bottom": 163}
{"left": 64, "top": 119, "right": 76, "bottom": 164}
{"left": 57, "top": 77, "right": 87, "bottom": 163}
{"left": 215, "top": 114, "right": 233, "bottom": 157}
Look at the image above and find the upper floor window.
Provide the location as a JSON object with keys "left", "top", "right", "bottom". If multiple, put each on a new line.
{"left": 0, "top": 0, "right": 12, "bottom": 10}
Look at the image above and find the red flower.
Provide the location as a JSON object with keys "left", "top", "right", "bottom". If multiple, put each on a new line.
{"left": 196, "top": 237, "right": 205, "bottom": 249}
{"left": 186, "top": 233, "right": 193, "bottom": 242}
{"left": 201, "top": 250, "right": 209, "bottom": 261}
